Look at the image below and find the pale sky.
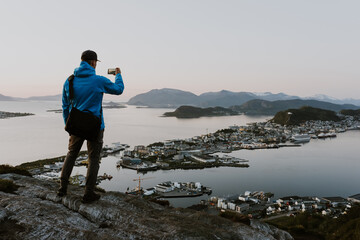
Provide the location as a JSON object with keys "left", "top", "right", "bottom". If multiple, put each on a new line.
{"left": 1, "top": 0, "right": 359, "bottom": 101}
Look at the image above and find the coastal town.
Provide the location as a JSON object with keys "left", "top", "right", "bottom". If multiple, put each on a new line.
{"left": 115, "top": 113, "right": 360, "bottom": 172}
{"left": 29, "top": 112, "right": 360, "bottom": 181}
{"left": 201, "top": 191, "right": 360, "bottom": 220}
{"left": 11, "top": 112, "right": 359, "bottom": 223}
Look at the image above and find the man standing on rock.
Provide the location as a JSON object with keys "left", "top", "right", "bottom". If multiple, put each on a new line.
{"left": 58, "top": 50, "right": 124, "bottom": 203}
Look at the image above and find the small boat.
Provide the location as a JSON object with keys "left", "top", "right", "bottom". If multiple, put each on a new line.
{"left": 317, "top": 133, "right": 327, "bottom": 138}
{"left": 291, "top": 134, "right": 311, "bottom": 143}
{"left": 326, "top": 132, "right": 337, "bottom": 138}
{"left": 126, "top": 186, "right": 143, "bottom": 195}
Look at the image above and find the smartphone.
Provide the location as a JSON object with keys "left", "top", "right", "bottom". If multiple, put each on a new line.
{"left": 108, "top": 68, "right": 116, "bottom": 75}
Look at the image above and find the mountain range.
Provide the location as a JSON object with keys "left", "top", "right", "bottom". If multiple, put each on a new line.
{"left": 230, "top": 99, "right": 358, "bottom": 115}
{"left": 2, "top": 88, "right": 360, "bottom": 109}
{"left": 127, "top": 88, "right": 360, "bottom": 108}
{"left": 0, "top": 94, "right": 62, "bottom": 101}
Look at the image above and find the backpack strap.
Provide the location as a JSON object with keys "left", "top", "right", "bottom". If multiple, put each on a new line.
{"left": 68, "top": 74, "right": 75, "bottom": 101}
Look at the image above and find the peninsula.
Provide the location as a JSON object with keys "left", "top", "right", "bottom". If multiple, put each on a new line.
{"left": 0, "top": 111, "right": 34, "bottom": 119}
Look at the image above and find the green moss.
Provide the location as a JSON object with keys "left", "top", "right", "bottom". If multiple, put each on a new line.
{"left": 0, "top": 165, "right": 31, "bottom": 176}
{"left": 0, "top": 179, "right": 19, "bottom": 193}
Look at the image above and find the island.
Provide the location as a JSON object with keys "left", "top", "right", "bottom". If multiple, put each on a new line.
{"left": 0, "top": 111, "right": 34, "bottom": 119}
{"left": 163, "top": 105, "right": 239, "bottom": 118}
{"left": 47, "top": 102, "right": 126, "bottom": 114}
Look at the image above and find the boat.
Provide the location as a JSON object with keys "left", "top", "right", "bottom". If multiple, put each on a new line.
{"left": 317, "top": 133, "right": 327, "bottom": 139}
{"left": 326, "top": 132, "right": 337, "bottom": 138}
{"left": 318, "top": 132, "right": 337, "bottom": 138}
{"left": 119, "top": 161, "right": 158, "bottom": 171}
{"left": 291, "top": 134, "right": 311, "bottom": 143}
{"left": 154, "top": 181, "right": 212, "bottom": 198}
{"left": 126, "top": 186, "right": 143, "bottom": 195}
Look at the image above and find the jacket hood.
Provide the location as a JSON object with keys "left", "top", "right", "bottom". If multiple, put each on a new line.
{"left": 74, "top": 61, "right": 96, "bottom": 77}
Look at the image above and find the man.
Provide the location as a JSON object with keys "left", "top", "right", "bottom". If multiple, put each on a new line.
{"left": 58, "top": 50, "right": 124, "bottom": 203}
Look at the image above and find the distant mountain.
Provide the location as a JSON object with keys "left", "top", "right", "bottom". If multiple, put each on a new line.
{"left": 127, "top": 88, "right": 199, "bottom": 108}
{"left": 231, "top": 99, "right": 358, "bottom": 115}
{"left": 253, "top": 92, "right": 299, "bottom": 101}
{"left": 0, "top": 93, "right": 61, "bottom": 101}
{"left": 163, "top": 106, "right": 239, "bottom": 118}
{"left": 128, "top": 88, "right": 360, "bottom": 109}
{"left": 0, "top": 94, "right": 15, "bottom": 101}
{"left": 198, "top": 90, "right": 258, "bottom": 107}
{"left": 305, "top": 94, "right": 360, "bottom": 106}
{"left": 127, "top": 89, "right": 301, "bottom": 108}
{"left": 25, "top": 94, "right": 62, "bottom": 101}
{"left": 271, "top": 106, "right": 340, "bottom": 125}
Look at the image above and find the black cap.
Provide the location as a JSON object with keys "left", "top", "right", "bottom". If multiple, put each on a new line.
{"left": 81, "top": 50, "right": 100, "bottom": 62}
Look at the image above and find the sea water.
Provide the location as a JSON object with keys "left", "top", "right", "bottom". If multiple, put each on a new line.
{"left": 1, "top": 101, "right": 359, "bottom": 207}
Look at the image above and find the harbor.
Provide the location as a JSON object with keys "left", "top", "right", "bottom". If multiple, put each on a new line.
{"left": 27, "top": 113, "right": 360, "bottom": 183}
{"left": 109, "top": 114, "right": 359, "bottom": 173}
{"left": 11, "top": 111, "right": 360, "bottom": 211}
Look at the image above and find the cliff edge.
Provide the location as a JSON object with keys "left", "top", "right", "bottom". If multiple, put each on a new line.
{"left": 0, "top": 173, "right": 293, "bottom": 240}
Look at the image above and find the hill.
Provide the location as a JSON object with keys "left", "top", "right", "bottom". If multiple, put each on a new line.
{"left": 127, "top": 88, "right": 200, "bottom": 108}
{"left": 231, "top": 99, "right": 358, "bottom": 115}
{"left": 271, "top": 106, "right": 340, "bottom": 125}
{"left": 163, "top": 106, "right": 239, "bottom": 118}
{"left": 26, "top": 94, "right": 62, "bottom": 101}
{"left": 0, "top": 94, "right": 15, "bottom": 101}
{"left": 197, "top": 90, "right": 260, "bottom": 107}
{"left": 0, "top": 93, "right": 62, "bottom": 101}
{"left": 340, "top": 109, "right": 360, "bottom": 116}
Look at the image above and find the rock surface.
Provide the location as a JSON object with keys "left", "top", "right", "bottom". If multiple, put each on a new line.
{"left": 0, "top": 173, "right": 293, "bottom": 240}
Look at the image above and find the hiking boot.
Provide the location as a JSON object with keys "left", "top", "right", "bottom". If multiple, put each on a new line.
{"left": 82, "top": 192, "right": 100, "bottom": 203}
{"left": 57, "top": 187, "right": 67, "bottom": 197}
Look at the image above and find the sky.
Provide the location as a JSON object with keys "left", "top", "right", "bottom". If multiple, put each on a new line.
{"left": 0, "top": 0, "right": 359, "bottom": 101}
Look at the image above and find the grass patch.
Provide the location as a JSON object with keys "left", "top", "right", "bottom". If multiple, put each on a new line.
{"left": 0, "top": 165, "right": 31, "bottom": 176}
{"left": 17, "top": 151, "right": 87, "bottom": 170}
{"left": 0, "top": 179, "right": 19, "bottom": 193}
{"left": 17, "top": 156, "right": 66, "bottom": 170}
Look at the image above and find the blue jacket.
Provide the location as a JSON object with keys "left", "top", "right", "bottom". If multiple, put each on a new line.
{"left": 62, "top": 61, "right": 124, "bottom": 130}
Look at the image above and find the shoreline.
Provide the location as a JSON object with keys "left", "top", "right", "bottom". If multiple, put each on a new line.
{"left": 14, "top": 114, "right": 360, "bottom": 175}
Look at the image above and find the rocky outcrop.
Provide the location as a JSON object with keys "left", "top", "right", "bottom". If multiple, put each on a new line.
{"left": 0, "top": 173, "right": 293, "bottom": 240}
